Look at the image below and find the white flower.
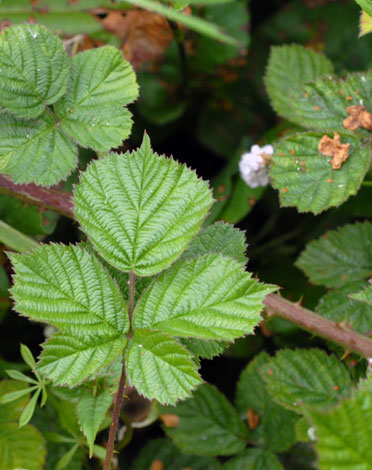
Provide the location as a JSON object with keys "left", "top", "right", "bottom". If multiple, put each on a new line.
{"left": 239, "top": 144, "right": 273, "bottom": 188}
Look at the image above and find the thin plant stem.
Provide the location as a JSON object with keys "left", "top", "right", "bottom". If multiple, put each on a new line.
{"left": 0, "top": 219, "right": 39, "bottom": 252}
{"left": 362, "top": 180, "right": 372, "bottom": 187}
{"left": 103, "top": 271, "right": 136, "bottom": 470}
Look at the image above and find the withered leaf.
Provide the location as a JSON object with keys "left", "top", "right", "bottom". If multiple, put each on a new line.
{"left": 318, "top": 133, "right": 350, "bottom": 170}
{"left": 343, "top": 105, "right": 372, "bottom": 131}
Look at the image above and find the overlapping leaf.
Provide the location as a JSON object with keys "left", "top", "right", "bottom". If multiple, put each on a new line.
{"left": 125, "top": 329, "right": 201, "bottom": 405}
{"left": 265, "top": 44, "right": 333, "bottom": 123}
{"left": 0, "top": 24, "right": 70, "bottom": 119}
{"left": 236, "top": 352, "right": 298, "bottom": 452}
{"left": 296, "top": 222, "right": 372, "bottom": 287}
{"left": 10, "top": 244, "right": 128, "bottom": 385}
{"left": 309, "top": 390, "right": 372, "bottom": 470}
{"left": 270, "top": 132, "right": 372, "bottom": 214}
{"left": 260, "top": 349, "right": 352, "bottom": 412}
{"left": 350, "top": 285, "right": 372, "bottom": 306}
{"left": 73, "top": 135, "right": 214, "bottom": 276}
{"left": 223, "top": 448, "right": 283, "bottom": 470}
{"left": 162, "top": 384, "right": 248, "bottom": 456}
{"left": 133, "top": 253, "right": 274, "bottom": 340}
{"left": 55, "top": 47, "right": 138, "bottom": 152}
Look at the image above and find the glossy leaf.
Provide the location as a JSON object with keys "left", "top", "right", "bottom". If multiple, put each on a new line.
{"left": 162, "top": 384, "right": 248, "bottom": 456}
{"left": 74, "top": 135, "right": 213, "bottom": 276}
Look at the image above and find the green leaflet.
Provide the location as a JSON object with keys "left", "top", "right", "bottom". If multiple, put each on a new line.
{"left": 288, "top": 72, "right": 372, "bottom": 131}
{"left": 265, "top": 44, "right": 334, "bottom": 123}
{"left": 131, "top": 438, "right": 222, "bottom": 470}
{"left": 0, "top": 24, "right": 70, "bottom": 119}
{"left": 133, "top": 253, "right": 275, "bottom": 340}
{"left": 296, "top": 222, "right": 372, "bottom": 288}
{"left": 308, "top": 390, "right": 372, "bottom": 470}
{"left": 73, "top": 135, "right": 213, "bottom": 276}
{"left": 0, "top": 113, "right": 77, "bottom": 186}
{"left": 76, "top": 389, "right": 112, "bottom": 457}
{"left": 356, "top": 0, "right": 372, "bottom": 17}
{"left": 350, "top": 285, "right": 372, "bottom": 306}
{"left": 317, "top": 281, "right": 372, "bottom": 334}
{"left": 162, "top": 384, "right": 248, "bottom": 456}
{"left": 10, "top": 244, "right": 128, "bottom": 386}
{"left": 55, "top": 47, "right": 138, "bottom": 152}
{"left": 260, "top": 349, "right": 352, "bottom": 413}
{"left": 0, "top": 380, "right": 30, "bottom": 423}
{"left": 270, "top": 132, "right": 372, "bottom": 214}
{"left": 125, "top": 329, "right": 201, "bottom": 405}
{"left": 223, "top": 448, "right": 284, "bottom": 470}
{"left": 236, "top": 352, "right": 298, "bottom": 452}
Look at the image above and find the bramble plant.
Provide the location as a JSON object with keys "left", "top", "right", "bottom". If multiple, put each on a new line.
{"left": 3, "top": 2, "right": 372, "bottom": 470}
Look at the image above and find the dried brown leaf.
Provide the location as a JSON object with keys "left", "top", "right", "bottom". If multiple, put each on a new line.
{"left": 318, "top": 132, "right": 350, "bottom": 170}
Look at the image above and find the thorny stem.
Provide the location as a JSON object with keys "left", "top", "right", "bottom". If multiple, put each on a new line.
{"left": 264, "top": 293, "right": 372, "bottom": 358}
{"left": 103, "top": 271, "right": 135, "bottom": 470}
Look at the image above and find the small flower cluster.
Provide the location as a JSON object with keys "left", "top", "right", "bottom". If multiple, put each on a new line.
{"left": 239, "top": 144, "right": 273, "bottom": 188}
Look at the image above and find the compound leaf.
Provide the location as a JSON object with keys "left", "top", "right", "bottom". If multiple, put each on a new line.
{"left": 317, "top": 281, "right": 372, "bottom": 334}
{"left": 77, "top": 388, "right": 112, "bottom": 457}
{"left": 270, "top": 132, "right": 372, "bottom": 214}
{"left": 265, "top": 44, "right": 333, "bottom": 123}
{"left": 260, "top": 349, "right": 352, "bottom": 413}
{"left": 296, "top": 222, "right": 372, "bottom": 288}
{"left": 55, "top": 46, "right": 138, "bottom": 152}
{"left": 125, "top": 329, "right": 201, "bottom": 405}
{"left": 223, "top": 448, "right": 283, "bottom": 470}
{"left": 0, "top": 24, "right": 70, "bottom": 119}
{"left": 10, "top": 244, "right": 128, "bottom": 385}
{"left": 308, "top": 390, "right": 372, "bottom": 470}
{"left": 162, "top": 384, "right": 248, "bottom": 456}
{"left": 73, "top": 134, "right": 213, "bottom": 276}
{"left": 133, "top": 253, "right": 275, "bottom": 341}
{"left": 0, "top": 113, "right": 77, "bottom": 186}
{"left": 236, "top": 352, "right": 298, "bottom": 452}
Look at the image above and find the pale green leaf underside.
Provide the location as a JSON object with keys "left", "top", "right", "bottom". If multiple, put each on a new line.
{"left": 77, "top": 389, "right": 112, "bottom": 456}
{"left": 73, "top": 134, "right": 213, "bottom": 276}
{"left": 289, "top": 72, "right": 372, "bottom": 131}
{"left": 133, "top": 253, "right": 275, "bottom": 340}
{"left": 223, "top": 449, "right": 283, "bottom": 470}
{"left": 350, "top": 285, "right": 372, "bottom": 306}
{"left": 10, "top": 243, "right": 128, "bottom": 385}
{"left": 0, "top": 113, "right": 77, "bottom": 186}
{"left": 264, "top": 44, "right": 333, "bottom": 123}
{"left": 0, "top": 24, "right": 70, "bottom": 119}
{"left": 296, "top": 221, "right": 372, "bottom": 288}
{"left": 162, "top": 384, "right": 248, "bottom": 456}
{"left": 38, "top": 331, "right": 126, "bottom": 386}
{"left": 270, "top": 132, "right": 371, "bottom": 214}
{"left": 55, "top": 46, "right": 138, "bottom": 152}
{"left": 260, "top": 349, "right": 352, "bottom": 413}
{"left": 125, "top": 329, "right": 201, "bottom": 405}
{"left": 317, "top": 281, "right": 372, "bottom": 334}
{"left": 181, "top": 221, "right": 247, "bottom": 264}
{"left": 309, "top": 391, "right": 372, "bottom": 470}
{"left": 0, "top": 422, "right": 46, "bottom": 470}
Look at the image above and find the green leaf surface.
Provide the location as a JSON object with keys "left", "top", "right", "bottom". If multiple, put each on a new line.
{"left": 288, "top": 72, "right": 372, "bottom": 131}
{"left": 350, "top": 285, "right": 372, "bottom": 306}
{"left": 296, "top": 222, "right": 372, "bottom": 288}
{"left": 260, "top": 349, "right": 352, "bottom": 413}
{"left": 236, "top": 352, "right": 298, "bottom": 452}
{"left": 0, "top": 380, "right": 30, "bottom": 423}
{"left": 270, "top": 132, "right": 372, "bottom": 214}
{"left": 162, "top": 384, "right": 248, "bottom": 456}
{"left": 182, "top": 221, "right": 247, "bottom": 264}
{"left": 10, "top": 244, "right": 128, "bottom": 385}
{"left": 180, "top": 337, "right": 227, "bottom": 360}
{"left": 125, "top": 329, "right": 201, "bottom": 405}
{"left": 309, "top": 390, "right": 372, "bottom": 470}
{"left": 0, "top": 24, "right": 70, "bottom": 119}
{"left": 265, "top": 44, "right": 333, "bottom": 123}
{"left": 77, "top": 389, "right": 112, "bottom": 457}
{"left": 133, "top": 253, "right": 274, "bottom": 340}
{"left": 223, "top": 448, "right": 283, "bottom": 470}
{"left": 20, "top": 344, "right": 36, "bottom": 371}
{"left": 19, "top": 388, "right": 41, "bottom": 428}
{"left": 0, "top": 422, "right": 46, "bottom": 470}
{"left": 55, "top": 46, "right": 138, "bottom": 152}
{"left": 56, "top": 443, "right": 79, "bottom": 470}
{"left": 0, "top": 220, "right": 39, "bottom": 253}
{"left": 356, "top": 0, "right": 372, "bottom": 18}
{"left": 73, "top": 135, "right": 213, "bottom": 276}
{"left": 317, "top": 281, "right": 372, "bottom": 334}
{"left": 0, "top": 113, "right": 77, "bottom": 186}
{"left": 131, "top": 438, "right": 222, "bottom": 470}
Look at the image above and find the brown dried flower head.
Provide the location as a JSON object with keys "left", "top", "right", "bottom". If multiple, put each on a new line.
{"left": 343, "top": 105, "right": 372, "bottom": 131}
{"left": 318, "top": 133, "right": 350, "bottom": 170}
